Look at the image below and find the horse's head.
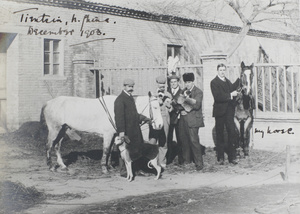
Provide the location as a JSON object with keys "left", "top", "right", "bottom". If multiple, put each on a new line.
{"left": 148, "top": 92, "right": 163, "bottom": 130}
{"left": 240, "top": 62, "right": 254, "bottom": 96}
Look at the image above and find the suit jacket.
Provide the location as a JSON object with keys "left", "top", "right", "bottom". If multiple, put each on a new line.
{"left": 183, "top": 86, "right": 204, "bottom": 128}
{"left": 168, "top": 87, "right": 183, "bottom": 125}
{"left": 210, "top": 76, "right": 240, "bottom": 117}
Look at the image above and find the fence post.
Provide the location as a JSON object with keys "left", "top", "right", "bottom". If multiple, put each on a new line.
{"left": 200, "top": 51, "right": 227, "bottom": 147}
{"left": 285, "top": 145, "right": 290, "bottom": 182}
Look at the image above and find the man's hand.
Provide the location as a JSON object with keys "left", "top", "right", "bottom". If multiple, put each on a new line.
{"left": 119, "top": 132, "right": 125, "bottom": 137}
{"left": 230, "top": 90, "right": 238, "bottom": 98}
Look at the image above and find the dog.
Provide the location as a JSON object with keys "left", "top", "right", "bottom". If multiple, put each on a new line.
{"left": 114, "top": 135, "right": 161, "bottom": 182}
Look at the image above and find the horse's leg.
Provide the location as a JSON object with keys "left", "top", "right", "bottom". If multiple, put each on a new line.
{"left": 46, "top": 127, "right": 59, "bottom": 170}
{"left": 243, "top": 117, "right": 252, "bottom": 156}
{"left": 101, "top": 132, "right": 115, "bottom": 174}
{"left": 55, "top": 138, "right": 67, "bottom": 170}
{"left": 233, "top": 117, "right": 241, "bottom": 157}
{"left": 46, "top": 136, "right": 53, "bottom": 168}
{"left": 234, "top": 117, "right": 240, "bottom": 137}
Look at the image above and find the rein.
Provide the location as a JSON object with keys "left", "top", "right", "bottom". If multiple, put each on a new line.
{"left": 98, "top": 97, "right": 117, "bottom": 131}
{"left": 139, "top": 97, "right": 156, "bottom": 127}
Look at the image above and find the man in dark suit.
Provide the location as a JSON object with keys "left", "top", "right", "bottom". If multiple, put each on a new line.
{"left": 210, "top": 63, "right": 240, "bottom": 165}
{"left": 114, "top": 78, "right": 150, "bottom": 176}
{"left": 178, "top": 72, "right": 204, "bottom": 171}
{"left": 166, "top": 74, "right": 184, "bottom": 165}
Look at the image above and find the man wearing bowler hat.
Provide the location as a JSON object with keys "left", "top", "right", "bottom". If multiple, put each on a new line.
{"left": 178, "top": 72, "right": 204, "bottom": 171}
{"left": 114, "top": 78, "right": 151, "bottom": 176}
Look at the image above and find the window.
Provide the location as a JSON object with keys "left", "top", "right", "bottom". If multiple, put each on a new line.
{"left": 167, "top": 44, "right": 181, "bottom": 59}
{"left": 167, "top": 44, "right": 181, "bottom": 76}
{"left": 44, "top": 39, "right": 62, "bottom": 75}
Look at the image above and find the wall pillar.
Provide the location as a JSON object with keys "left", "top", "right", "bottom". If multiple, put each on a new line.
{"left": 200, "top": 51, "right": 227, "bottom": 147}
{"left": 72, "top": 59, "right": 95, "bottom": 98}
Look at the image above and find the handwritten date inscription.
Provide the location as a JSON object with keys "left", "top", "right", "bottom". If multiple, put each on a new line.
{"left": 15, "top": 8, "right": 116, "bottom": 39}
{"left": 255, "top": 127, "right": 294, "bottom": 138}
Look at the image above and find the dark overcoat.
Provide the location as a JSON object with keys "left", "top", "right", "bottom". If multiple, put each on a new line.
{"left": 210, "top": 76, "right": 240, "bottom": 117}
{"left": 184, "top": 86, "right": 205, "bottom": 128}
{"left": 114, "top": 91, "right": 153, "bottom": 160}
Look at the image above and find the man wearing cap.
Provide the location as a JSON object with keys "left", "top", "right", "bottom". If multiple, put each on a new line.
{"left": 114, "top": 78, "right": 151, "bottom": 176}
{"left": 149, "top": 75, "right": 172, "bottom": 168}
{"left": 178, "top": 72, "right": 204, "bottom": 171}
{"left": 166, "top": 74, "right": 184, "bottom": 165}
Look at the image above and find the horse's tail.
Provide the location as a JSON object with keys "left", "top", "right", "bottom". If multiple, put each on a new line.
{"left": 39, "top": 105, "right": 48, "bottom": 139}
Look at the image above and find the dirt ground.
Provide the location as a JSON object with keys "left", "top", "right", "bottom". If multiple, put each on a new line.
{"left": 0, "top": 122, "right": 299, "bottom": 214}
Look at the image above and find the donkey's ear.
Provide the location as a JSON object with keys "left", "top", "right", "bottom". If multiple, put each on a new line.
{"left": 148, "top": 91, "right": 152, "bottom": 97}
{"left": 241, "top": 61, "right": 245, "bottom": 68}
{"left": 250, "top": 63, "right": 254, "bottom": 68}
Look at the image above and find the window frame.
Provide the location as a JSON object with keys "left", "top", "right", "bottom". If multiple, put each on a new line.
{"left": 43, "top": 38, "right": 63, "bottom": 76}
{"left": 167, "top": 44, "right": 182, "bottom": 60}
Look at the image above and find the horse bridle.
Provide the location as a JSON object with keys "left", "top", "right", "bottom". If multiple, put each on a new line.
{"left": 238, "top": 70, "right": 250, "bottom": 94}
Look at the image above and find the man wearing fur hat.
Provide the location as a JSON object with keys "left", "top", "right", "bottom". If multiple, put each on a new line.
{"left": 166, "top": 74, "right": 184, "bottom": 165}
{"left": 178, "top": 72, "right": 204, "bottom": 171}
{"left": 149, "top": 75, "right": 172, "bottom": 168}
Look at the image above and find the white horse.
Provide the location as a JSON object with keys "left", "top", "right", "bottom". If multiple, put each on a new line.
{"left": 42, "top": 92, "right": 163, "bottom": 173}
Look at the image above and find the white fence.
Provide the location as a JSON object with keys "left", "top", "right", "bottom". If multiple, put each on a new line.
{"left": 96, "top": 63, "right": 300, "bottom": 120}
{"left": 227, "top": 63, "right": 300, "bottom": 120}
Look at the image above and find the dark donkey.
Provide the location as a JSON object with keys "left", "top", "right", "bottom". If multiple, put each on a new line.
{"left": 234, "top": 62, "right": 255, "bottom": 157}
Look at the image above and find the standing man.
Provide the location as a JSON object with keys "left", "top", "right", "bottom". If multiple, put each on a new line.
{"left": 114, "top": 78, "right": 150, "bottom": 176}
{"left": 178, "top": 72, "right": 204, "bottom": 171}
{"left": 210, "top": 63, "right": 240, "bottom": 165}
{"left": 149, "top": 75, "right": 171, "bottom": 168}
{"left": 166, "top": 74, "right": 184, "bottom": 165}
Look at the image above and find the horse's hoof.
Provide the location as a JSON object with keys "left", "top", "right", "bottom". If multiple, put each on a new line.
{"left": 47, "top": 159, "right": 52, "bottom": 166}
{"left": 102, "top": 167, "right": 109, "bottom": 174}
{"left": 49, "top": 166, "right": 56, "bottom": 172}
{"left": 61, "top": 167, "right": 68, "bottom": 171}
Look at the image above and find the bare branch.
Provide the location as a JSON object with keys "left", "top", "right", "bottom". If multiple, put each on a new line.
{"left": 226, "top": 0, "right": 250, "bottom": 24}
{"left": 252, "top": 17, "right": 290, "bottom": 23}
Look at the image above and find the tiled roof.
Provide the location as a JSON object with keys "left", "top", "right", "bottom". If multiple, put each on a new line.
{"left": 87, "top": 0, "right": 298, "bottom": 35}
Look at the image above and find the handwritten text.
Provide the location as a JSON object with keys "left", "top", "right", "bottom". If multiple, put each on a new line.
{"left": 254, "top": 126, "right": 294, "bottom": 138}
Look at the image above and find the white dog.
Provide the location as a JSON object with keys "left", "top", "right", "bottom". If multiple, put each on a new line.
{"left": 114, "top": 136, "right": 161, "bottom": 182}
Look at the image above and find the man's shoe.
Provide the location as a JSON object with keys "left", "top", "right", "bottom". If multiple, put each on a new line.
{"left": 196, "top": 165, "right": 203, "bottom": 171}
{"left": 229, "top": 160, "right": 238, "bottom": 165}
{"left": 218, "top": 160, "right": 224, "bottom": 165}
{"left": 120, "top": 171, "right": 127, "bottom": 177}
{"left": 201, "top": 145, "right": 206, "bottom": 155}
{"left": 217, "top": 157, "right": 225, "bottom": 165}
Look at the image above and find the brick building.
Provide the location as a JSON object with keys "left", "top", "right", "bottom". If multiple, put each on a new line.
{"left": 0, "top": 0, "right": 299, "bottom": 132}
